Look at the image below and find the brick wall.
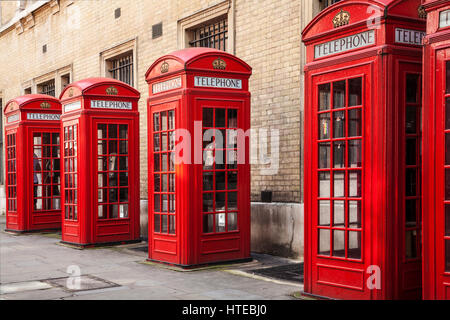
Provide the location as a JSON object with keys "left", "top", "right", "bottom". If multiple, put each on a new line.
{"left": 0, "top": 0, "right": 316, "bottom": 204}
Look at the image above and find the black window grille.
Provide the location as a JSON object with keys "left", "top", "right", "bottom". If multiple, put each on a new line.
{"left": 39, "top": 80, "right": 55, "bottom": 97}
{"left": 189, "top": 17, "right": 228, "bottom": 51}
{"left": 321, "top": 0, "right": 341, "bottom": 9}
{"left": 108, "top": 53, "right": 133, "bottom": 86}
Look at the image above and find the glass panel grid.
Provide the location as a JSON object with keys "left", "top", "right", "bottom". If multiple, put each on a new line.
{"left": 404, "top": 74, "right": 422, "bottom": 261}
{"left": 444, "top": 63, "right": 450, "bottom": 271}
{"left": 317, "top": 77, "right": 363, "bottom": 261}
{"left": 32, "top": 132, "right": 61, "bottom": 211}
{"left": 97, "top": 124, "right": 130, "bottom": 220}
{"left": 153, "top": 111, "right": 176, "bottom": 234}
{"left": 63, "top": 125, "right": 78, "bottom": 220}
{"left": 202, "top": 107, "right": 239, "bottom": 234}
{"left": 6, "top": 133, "right": 17, "bottom": 212}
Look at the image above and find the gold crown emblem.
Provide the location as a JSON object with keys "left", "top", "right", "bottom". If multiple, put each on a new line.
{"left": 213, "top": 57, "right": 226, "bottom": 70}
{"left": 418, "top": 6, "right": 427, "bottom": 19}
{"left": 161, "top": 61, "right": 169, "bottom": 73}
{"left": 40, "top": 102, "right": 51, "bottom": 109}
{"left": 106, "top": 86, "right": 118, "bottom": 95}
{"left": 333, "top": 9, "right": 350, "bottom": 28}
{"left": 68, "top": 88, "right": 74, "bottom": 97}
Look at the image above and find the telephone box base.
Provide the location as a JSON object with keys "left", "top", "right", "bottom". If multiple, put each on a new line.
{"left": 4, "top": 227, "right": 60, "bottom": 234}
{"left": 60, "top": 238, "right": 141, "bottom": 249}
{"left": 146, "top": 257, "right": 253, "bottom": 270}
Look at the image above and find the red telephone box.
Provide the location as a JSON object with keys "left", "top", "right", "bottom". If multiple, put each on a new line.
{"left": 58, "top": 78, "right": 140, "bottom": 246}
{"left": 145, "top": 48, "right": 252, "bottom": 267}
{"left": 422, "top": 0, "right": 450, "bottom": 300}
{"left": 4, "top": 94, "right": 62, "bottom": 232}
{"left": 302, "top": 0, "right": 426, "bottom": 299}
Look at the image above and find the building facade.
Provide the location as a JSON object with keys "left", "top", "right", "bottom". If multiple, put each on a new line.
{"left": 0, "top": 0, "right": 337, "bottom": 259}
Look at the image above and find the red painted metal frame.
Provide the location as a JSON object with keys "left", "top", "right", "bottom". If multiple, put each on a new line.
{"left": 302, "top": 0, "right": 425, "bottom": 299}
{"left": 59, "top": 78, "right": 140, "bottom": 246}
{"left": 145, "top": 48, "right": 252, "bottom": 267}
{"left": 4, "top": 94, "right": 62, "bottom": 232}
{"left": 422, "top": 0, "right": 450, "bottom": 300}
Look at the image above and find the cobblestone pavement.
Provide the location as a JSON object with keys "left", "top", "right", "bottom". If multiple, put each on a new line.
{"left": 0, "top": 217, "right": 303, "bottom": 300}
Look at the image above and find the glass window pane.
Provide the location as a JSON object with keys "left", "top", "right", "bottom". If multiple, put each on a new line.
{"left": 119, "top": 141, "right": 128, "bottom": 154}
{"left": 203, "top": 214, "right": 214, "bottom": 233}
{"left": 168, "top": 110, "right": 175, "bottom": 130}
{"left": 446, "top": 98, "right": 450, "bottom": 129}
{"left": 348, "top": 200, "right": 361, "bottom": 228}
{"left": 119, "top": 188, "right": 128, "bottom": 203}
{"left": 119, "top": 125, "right": 128, "bottom": 139}
{"left": 406, "top": 139, "right": 416, "bottom": 165}
{"left": 446, "top": 204, "right": 450, "bottom": 236}
{"left": 318, "top": 229, "right": 330, "bottom": 255}
{"left": 318, "top": 113, "right": 330, "bottom": 140}
{"left": 334, "top": 172, "right": 345, "bottom": 197}
{"left": 154, "top": 174, "right": 160, "bottom": 192}
{"left": 228, "top": 192, "right": 238, "bottom": 211}
{"left": 348, "top": 231, "right": 361, "bottom": 259}
{"left": 216, "top": 192, "right": 226, "bottom": 211}
{"left": 406, "top": 168, "right": 417, "bottom": 197}
{"left": 446, "top": 240, "right": 450, "bottom": 272}
{"left": 319, "top": 200, "right": 330, "bottom": 226}
{"left": 169, "top": 174, "right": 175, "bottom": 192}
{"left": 348, "top": 109, "right": 362, "bottom": 137}
{"left": 447, "top": 61, "right": 450, "bottom": 93}
{"left": 154, "top": 194, "right": 160, "bottom": 212}
{"left": 348, "top": 77, "right": 362, "bottom": 106}
{"left": 153, "top": 113, "right": 160, "bottom": 131}
{"left": 446, "top": 134, "right": 450, "bottom": 166}
{"left": 333, "top": 111, "right": 345, "bottom": 138}
{"left": 405, "top": 230, "right": 418, "bottom": 259}
{"left": 227, "top": 171, "right": 237, "bottom": 190}
{"left": 406, "top": 200, "right": 417, "bottom": 227}
{"left": 216, "top": 213, "right": 226, "bottom": 232}
{"left": 333, "top": 141, "right": 345, "bottom": 168}
{"left": 154, "top": 214, "right": 160, "bottom": 232}
{"left": 161, "top": 132, "right": 167, "bottom": 151}
{"left": 162, "top": 174, "right": 168, "bottom": 192}
{"left": 98, "top": 124, "right": 107, "bottom": 139}
{"left": 162, "top": 194, "right": 168, "bottom": 212}
{"left": 406, "top": 74, "right": 419, "bottom": 103}
{"left": 333, "top": 200, "right": 345, "bottom": 227}
{"left": 333, "top": 81, "right": 346, "bottom": 109}
{"left": 120, "top": 204, "right": 128, "bottom": 218}
{"left": 108, "top": 124, "right": 117, "bottom": 138}
{"left": 169, "top": 215, "right": 175, "bottom": 234}
{"left": 161, "top": 112, "right": 167, "bottom": 131}
{"left": 349, "top": 171, "right": 361, "bottom": 197}
{"left": 119, "top": 172, "right": 128, "bottom": 186}
{"left": 119, "top": 157, "right": 128, "bottom": 171}
{"left": 228, "top": 212, "right": 237, "bottom": 231}
{"left": 161, "top": 214, "right": 168, "bottom": 233}
{"left": 406, "top": 107, "right": 417, "bottom": 134}
{"left": 154, "top": 134, "right": 160, "bottom": 152}
{"left": 203, "top": 193, "right": 214, "bottom": 212}
{"left": 348, "top": 139, "right": 362, "bottom": 168}
{"left": 216, "top": 172, "right": 226, "bottom": 190}
{"left": 98, "top": 173, "right": 107, "bottom": 188}
{"left": 109, "top": 140, "right": 118, "bottom": 154}
{"left": 203, "top": 172, "right": 214, "bottom": 191}
{"left": 43, "top": 133, "right": 51, "bottom": 145}
{"left": 33, "top": 133, "right": 42, "bottom": 145}
{"left": 216, "top": 109, "right": 226, "bottom": 127}
{"left": 319, "top": 172, "right": 330, "bottom": 198}
{"left": 318, "top": 83, "right": 331, "bottom": 111}
{"left": 109, "top": 188, "right": 118, "bottom": 202}
{"left": 228, "top": 109, "right": 237, "bottom": 128}
{"left": 318, "top": 143, "right": 330, "bottom": 168}
{"left": 333, "top": 230, "right": 345, "bottom": 257}
{"left": 98, "top": 205, "right": 107, "bottom": 219}
{"left": 203, "top": 108, "right": 214, "bottom": 127}
{"left": 110, "top": 204, "right": 119, "bottom": 219}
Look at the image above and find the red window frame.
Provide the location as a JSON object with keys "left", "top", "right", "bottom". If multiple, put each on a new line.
{"left": 201, "top": 107, "right": 239, "bottom": 234}
{"left": 32, "top": 131, "right": 61, "bottom": 212}
{"left": 63, "top": 124, "right": 78, "bottom": 221}
{"left": 152, "top": 109, "right": 176, "bottom": 234}
{"left": 6, "top": 132, "right": 17, "bottom": 212}
{"left": 316, "top": 76, "right": 364, "bottom": 261}
{"left": 444, "top": 60, "right": 450, "bottom": 272}
{"left": 96, "top": 123, "right": 130, "bottom": 220}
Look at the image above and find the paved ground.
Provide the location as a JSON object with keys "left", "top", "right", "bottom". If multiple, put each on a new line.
{"left": 0, "top": 216, "right": 303, "bottom": 300}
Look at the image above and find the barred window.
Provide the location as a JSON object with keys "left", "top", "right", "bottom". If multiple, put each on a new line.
{"left": 320, "top": 0, "right": 341, "bottom": 9}
{"left": 188, "top": 17, "right": 228, "bottom": 51}
{"left": 107, "top": 51, "right": 133, "bottom": 86}
{"left": 38, "top": 79, "right": 55, "bottom": 97}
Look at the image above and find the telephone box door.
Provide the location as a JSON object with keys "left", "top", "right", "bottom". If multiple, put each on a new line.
{"left": 434, "top": 48, "right": 450, "bottom": 299}
{"left": 94, "top": 118, "right": 137, "bottom": 244}
{"left": 310, "top": 65, "right": 371, "bottom": 299}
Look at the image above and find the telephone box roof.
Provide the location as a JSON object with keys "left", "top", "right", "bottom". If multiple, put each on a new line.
{"left": 4, "top": 94, "right": 60, "bottom": 113}
{"left": 59, "top": 77, "right": 140, "bottom": 100}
